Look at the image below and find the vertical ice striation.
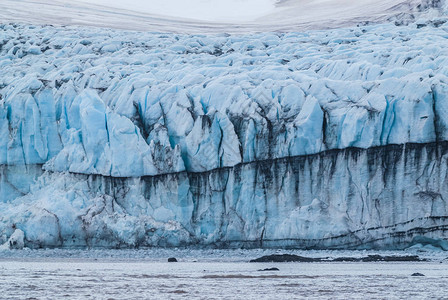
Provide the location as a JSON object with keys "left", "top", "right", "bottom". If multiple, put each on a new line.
{"left": 1, "top": 13, "right": 448, "bottom": 248}
{"left": 2, "top": 142, "right": 447, "bottom": 249}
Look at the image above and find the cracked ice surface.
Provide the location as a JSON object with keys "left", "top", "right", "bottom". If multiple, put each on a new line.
{"left": 2, "top": 8, "right": 448, "bottom": 248}
{"left": 2, "top": 20, "right": 448, "bottom": 176}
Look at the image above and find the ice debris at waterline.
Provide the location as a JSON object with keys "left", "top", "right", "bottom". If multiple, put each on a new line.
{"left": 0, "top": 229, "right": 24, "bottom": 250}
{"left": 1, "top": 16, "right": 448, "bottom": 249}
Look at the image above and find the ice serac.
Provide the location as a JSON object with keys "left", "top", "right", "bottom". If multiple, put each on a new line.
{"left": 1, "top": 10, "right": 448, "bottom": 249}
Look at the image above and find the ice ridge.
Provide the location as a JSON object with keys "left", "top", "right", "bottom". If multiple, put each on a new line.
{"left": 1, "top": 15, "right": 448, "bottom": 248}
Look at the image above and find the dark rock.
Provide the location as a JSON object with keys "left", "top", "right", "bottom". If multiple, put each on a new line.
{"left": 332, "top": 257, "right": 360, "bottom": 262}
{"left": 168, "top": 257, "right": 178, "bottom": 262}
{"left": 251, "top": 254, "right": 424, "bottom": 263}
{"left": 363, "top": 255, "right": 423, "bottom": 262}
{"left": 411, "top": 272, "right": 425, "bottom": 276}
{"left": 334, "top": 255, "right": 424, "bottom": 262}
{"left": 250, "top": 254, "right": 321, "bottom": 263}
{"left": 258, "top": 267, "right": 280, "bottom": 271}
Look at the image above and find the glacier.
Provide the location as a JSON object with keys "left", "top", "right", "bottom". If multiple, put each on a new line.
{"left": 1, "top": 4, "right": 448, "bottom": 248}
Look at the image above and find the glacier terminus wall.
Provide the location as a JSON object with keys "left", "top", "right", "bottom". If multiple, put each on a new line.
{"left": 1, "top": 12, "right": 448, "bottom": 249}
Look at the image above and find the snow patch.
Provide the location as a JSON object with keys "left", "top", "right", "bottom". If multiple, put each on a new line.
{"left": 76, "top": 0, "right": 278, "bottom": 22}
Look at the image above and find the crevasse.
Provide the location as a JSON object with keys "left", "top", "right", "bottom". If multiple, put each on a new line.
{"left": 1, "top": 14, "right": 448, "bottom": 248}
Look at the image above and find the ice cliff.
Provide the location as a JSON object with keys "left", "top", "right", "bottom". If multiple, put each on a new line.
{"left": 1, "top": 9, "right": 448, "bottom": 248}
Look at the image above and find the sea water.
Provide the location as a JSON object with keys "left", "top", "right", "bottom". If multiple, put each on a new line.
{"left": 0, "top": 249, "right": 447, "bottom": 299}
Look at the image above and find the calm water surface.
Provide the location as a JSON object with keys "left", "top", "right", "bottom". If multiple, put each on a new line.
{"left": 0, "top": 250, "right": 447, "bottom": 299}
